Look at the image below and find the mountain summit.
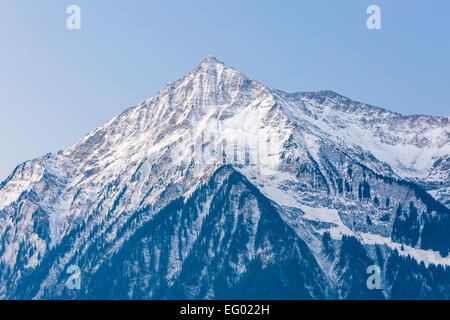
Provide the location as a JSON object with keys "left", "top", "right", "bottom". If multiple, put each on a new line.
{"left": 0, "top": 57, "right": 449, "bottom": 299}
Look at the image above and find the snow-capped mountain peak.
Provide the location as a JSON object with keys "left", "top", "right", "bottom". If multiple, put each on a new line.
{"left": 0, "top": 57, "right": 449, "bottom": 299}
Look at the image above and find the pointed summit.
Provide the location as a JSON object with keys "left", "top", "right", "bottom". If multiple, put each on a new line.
{"left": 196, "top": 55, "right": 226, "bottom": 70}
{"left": 166, "top": 56, "right": 266, "bottom": 108}
{"left": 189, "top": 56, "right": 254, "bottom": 85}
{"left": 205, "top": 54, "right": 218, "bottom": 63}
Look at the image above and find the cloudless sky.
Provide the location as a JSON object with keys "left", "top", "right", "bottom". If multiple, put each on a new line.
{"left": 0, "top": 0, "right": 449, "bottom": 180}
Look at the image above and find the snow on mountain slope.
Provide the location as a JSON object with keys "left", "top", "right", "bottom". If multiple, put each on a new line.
{"left": 274, "top": 90, "right": 449, "bottom": 197}
{"left": 0, "top": 56, "right": 449, "bottom": 299}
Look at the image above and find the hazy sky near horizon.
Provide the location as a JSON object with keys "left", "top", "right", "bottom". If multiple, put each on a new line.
{"left": 0, "top": 0, "right": 449, "bottom": 180}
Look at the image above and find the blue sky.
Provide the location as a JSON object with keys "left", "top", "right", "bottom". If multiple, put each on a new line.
{"left": 0, "top": 0, "right": 449, "bottom": 180}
